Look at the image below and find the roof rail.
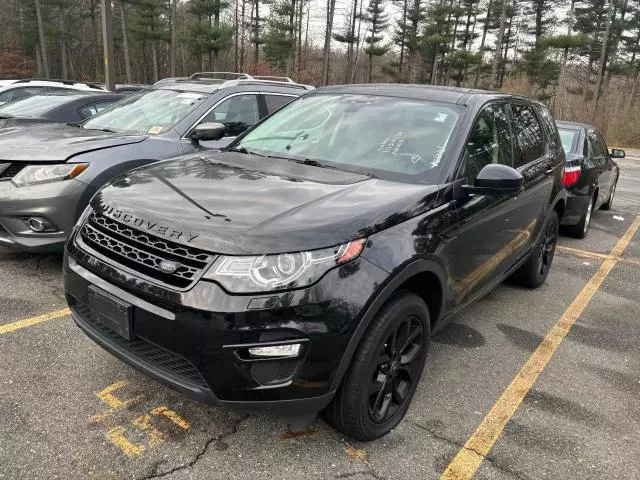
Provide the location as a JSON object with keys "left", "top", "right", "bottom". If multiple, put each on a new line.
{"left": 251, "top": 75, "right": 296, "bottom": 84}
{"left": 14, "top": 78, "right": 104, "bottom": 89}
{"left": 189, "top": 72, "right": 252, "bottom": 80}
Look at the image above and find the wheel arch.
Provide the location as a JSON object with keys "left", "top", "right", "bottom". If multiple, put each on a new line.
{"left": 329, "top": 259, "right": 446, "bottom": 391}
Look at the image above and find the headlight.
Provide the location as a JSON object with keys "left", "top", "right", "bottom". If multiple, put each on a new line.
{"left": 12, "top": 163, "right": 89, "bottom": 187}
{"left": 205, "top": 238, "right": 367, "bottom": 293}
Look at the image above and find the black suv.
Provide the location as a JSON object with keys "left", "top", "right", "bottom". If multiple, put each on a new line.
{"left": 64, "top": 85, "right": 566, "bottom": 440}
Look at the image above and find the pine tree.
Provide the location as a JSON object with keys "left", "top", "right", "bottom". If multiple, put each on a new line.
{"left": 131, "top": 0, "right": 170, "bottom": 83}
{"left": 361, "top": 0, "right": 389, "bottom": 82}
{"left": 185, "top": 0, "right": 231, "bottom": 72}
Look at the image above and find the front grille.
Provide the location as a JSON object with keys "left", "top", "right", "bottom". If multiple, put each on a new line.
{"left": 0, "top": 163, "right": 26, "bottom": 180}
{"left": 78, "top": 212, "right": 216, "bottom": 289}
{"left": 72, "top": 300, "right": 210, "bottom": 391}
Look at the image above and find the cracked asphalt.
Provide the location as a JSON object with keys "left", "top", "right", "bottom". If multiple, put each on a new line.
{"left": 1, "top": 157, "right": 639, "bottom": 480}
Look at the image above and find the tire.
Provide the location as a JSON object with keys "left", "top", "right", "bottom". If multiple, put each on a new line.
{"left": 601, "top": 176, "right": 617, "bottom": 210}
{"left": 322, "top": 292, "right": 430, "bottom": 441}
{"left": 568, "top": 195, "right": 594, "bottom": 239}
{"left": 511, "top": 210, "right": 559, "bottom": 288}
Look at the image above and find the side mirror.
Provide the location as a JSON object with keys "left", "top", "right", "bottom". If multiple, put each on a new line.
{"left": 190, "top": 122, "right": 226, "bottom": 142}
{"left": 611, "top": 148, "right": 625, "bottom": 159}
{"left": 463, "top": 163, "right": 524, "bottom": 196}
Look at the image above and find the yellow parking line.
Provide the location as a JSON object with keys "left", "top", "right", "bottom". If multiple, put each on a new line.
{"left": 0, "top": 308, "right": 71, "bottom": 335}
{"left": 557, "top": 245, "right": 640, "bottom": 267}
{"left": 441, "top": 215, "right": 640, "bottom": 480}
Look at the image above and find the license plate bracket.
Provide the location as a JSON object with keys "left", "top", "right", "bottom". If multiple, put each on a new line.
{"left": 88, "top": 286, "right": 133, "bottom": 340}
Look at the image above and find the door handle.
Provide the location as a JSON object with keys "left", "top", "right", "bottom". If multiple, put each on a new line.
{"left": 544, "top": 168, "right": 555, "bottom": 175}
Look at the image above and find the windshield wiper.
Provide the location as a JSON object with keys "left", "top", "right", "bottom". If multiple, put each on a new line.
{"left": 82, "top": 126, "right": 118, "bottom": 133}
{"left": 227, "top": 146, "right": 269, "bottom": 158}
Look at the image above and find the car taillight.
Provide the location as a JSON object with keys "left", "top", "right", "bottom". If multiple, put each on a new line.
{"left": 563, "top": 166, "right": 581, "bottom": 187}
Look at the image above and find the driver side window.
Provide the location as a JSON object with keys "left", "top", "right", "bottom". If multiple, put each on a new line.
{"left": 200, "top": 94, "right": 260, "bottom": 137}
{"left": 466, "top": 104, "right": 513, "bottom": 184}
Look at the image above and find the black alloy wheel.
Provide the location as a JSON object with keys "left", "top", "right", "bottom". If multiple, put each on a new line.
{"left": 537, "top": 213, "right": 559, "bottom": 279}
{"left": 369, "top": 315, "right": 425, "bottom": 423}
{"left": 511, "top": 210, "right": 559, "bottom": 288}
{"left": 322, "top": 292, "right": 430, "bottom": 441}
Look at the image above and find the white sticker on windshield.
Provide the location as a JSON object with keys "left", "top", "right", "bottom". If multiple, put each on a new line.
{"left": 434, "top": 113, "right": 448, "bottom": 123}
{"left": 148, "top": 126, "right": 163, "bottom": 135}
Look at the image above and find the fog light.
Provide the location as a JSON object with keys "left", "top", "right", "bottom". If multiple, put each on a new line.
{"left": 248, "top": 343, "right": 302, "bottom": 358}
{"left": 25, "top": 217, "right": 53, "bottom": 232}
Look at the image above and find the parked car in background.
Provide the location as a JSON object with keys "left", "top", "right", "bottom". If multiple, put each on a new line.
{"left": 0, "top": 72, "right": 311, "bottom": 252}
{"left": 64, "top": 85, "right": 566, "bottom": 440}
{"left": 557, "top": 121, "right": 623, "bottom": 238}
{"left": 0, "top": 92, "right": 123, "bottom": 131}
{"left": 0, "top": 79, "right": 105, "bottom": 106}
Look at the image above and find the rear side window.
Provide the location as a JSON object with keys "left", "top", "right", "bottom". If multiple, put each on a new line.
{"left": 537, "top": 106, "right": 562, "bottom": 153}
{"left": 588, "top": 129, "right": 607, "bottom": 157}
{"left": 264, "top": 94, "right": 295, "bottom": 114}
{"left": 511, "top": 104, "right": 545, "bottom": 167}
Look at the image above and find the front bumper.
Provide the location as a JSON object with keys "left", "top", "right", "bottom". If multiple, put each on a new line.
{"left": 0, "top": 178, "right": 93, "bottom": 252}
{"left": 64, "top": 240, "right": 389, "bottom": 417}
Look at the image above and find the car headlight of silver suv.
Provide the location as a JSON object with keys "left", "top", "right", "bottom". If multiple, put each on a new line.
{"left": 204, "top": 239, "right": 367, "bottom": 293}
{"left": 12, "top": 163, "right": 89, "bottom": 187}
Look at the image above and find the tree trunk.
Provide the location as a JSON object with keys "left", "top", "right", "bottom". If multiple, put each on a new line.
{"left": 170, "top": 0, "right": 177, "bottom": 77}
{"left": 345, "top": 0, "right": 358, "bottom": 83}
{"left": 591, "top": 0, "right": 613, "bottom": 123}
{"left": 399, "top": 0, "right": 408, "bottom": 72}
{"left": 351, "top": 0, "right": 363, "bottom": 83}
{"left": 90, "top": 0, "right": 101, "bottom": 79}
{"left": 34, "top": 0, "right": 49, "bottom": 78}
{"left": 492, "top": 0, "right": 506, "bottom": 89}
{"left": 322, "top": 0, "right": 336, "bottom": 85}
{"left": 35, "top": 43, "right": 43, "bottom": 77}
{"left": 152, "top": 41, "right": 159, "bottom": 83}
{"left": 120, "top": 0, "right": 132, "bottom": 83}
{"left": 234, "top": 0, "right": 239, "bottom": 71}
{"left": 474, "top": 0, "right": 491, "bottom": 88}
{"left": 240, "top": 0, "right": 246, "bottom": 71}
{"left": 253, "top": 0, "right": 260, "bottom": 67}
{"left": 59, "top": 6, "right": 68, "bottom": 79}
{"left": 214, "top": 11, "right": 220, "bottom": 71}
{"left": 296, "top": 0, "right": 303, "bottom": 75}
{"left": 286, "top": 0, "right": 296, "bottom": 77}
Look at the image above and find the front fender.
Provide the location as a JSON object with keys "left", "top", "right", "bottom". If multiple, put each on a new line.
{"left": 329, "top": 258, "right": 446, "bottom": 391}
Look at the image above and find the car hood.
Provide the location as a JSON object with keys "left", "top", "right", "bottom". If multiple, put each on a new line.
{"left": 0, "top": 124, "right": 146, "bottom": 162}
{"left": 91, "top": 152, "right": 441, "bottom": 254}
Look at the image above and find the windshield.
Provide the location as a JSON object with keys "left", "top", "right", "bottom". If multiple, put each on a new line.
{"left": 558, "top": 128, "right": 579, "bottom": 154}
{"left": 0, "top": 94, "right": 78, "bottom": 117}
{"left": 82, "top": 89, "right": 208, "bottom": 135}
{"left": 234, "top": 94, "right": 461, "bottom": 181}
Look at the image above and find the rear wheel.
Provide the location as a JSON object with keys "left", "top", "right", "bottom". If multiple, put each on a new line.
{"left": 601, "top": 176, "right": 617, "bottom": 210}
{"left": 511, "top": 210, "right": 559, "bottom": 288}
{"left": 322, "top": 292, "right": 429, "bottom": 441}
{"left": 568, "top": 195, "right": 594, "bottom": 239}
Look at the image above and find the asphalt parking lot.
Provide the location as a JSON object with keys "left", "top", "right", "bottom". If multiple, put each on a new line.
{"left": 1, "top": 156, "right": 639, "bottom": 480}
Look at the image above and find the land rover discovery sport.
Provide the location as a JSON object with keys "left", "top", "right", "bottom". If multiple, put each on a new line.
{"left": 64, "top": 85, "right": 566, "bottom": 440}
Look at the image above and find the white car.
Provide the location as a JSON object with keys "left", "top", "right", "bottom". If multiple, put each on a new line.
{"left": 0, "top": 79, "right": 105, "bottom": 106}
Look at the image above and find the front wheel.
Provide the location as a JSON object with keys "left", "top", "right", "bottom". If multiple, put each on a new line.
{"left": 322, "top": 292, "right": 430, "bottom": 441}
{"left": 511, "top": 210, "right": 559, "bottom": 288}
